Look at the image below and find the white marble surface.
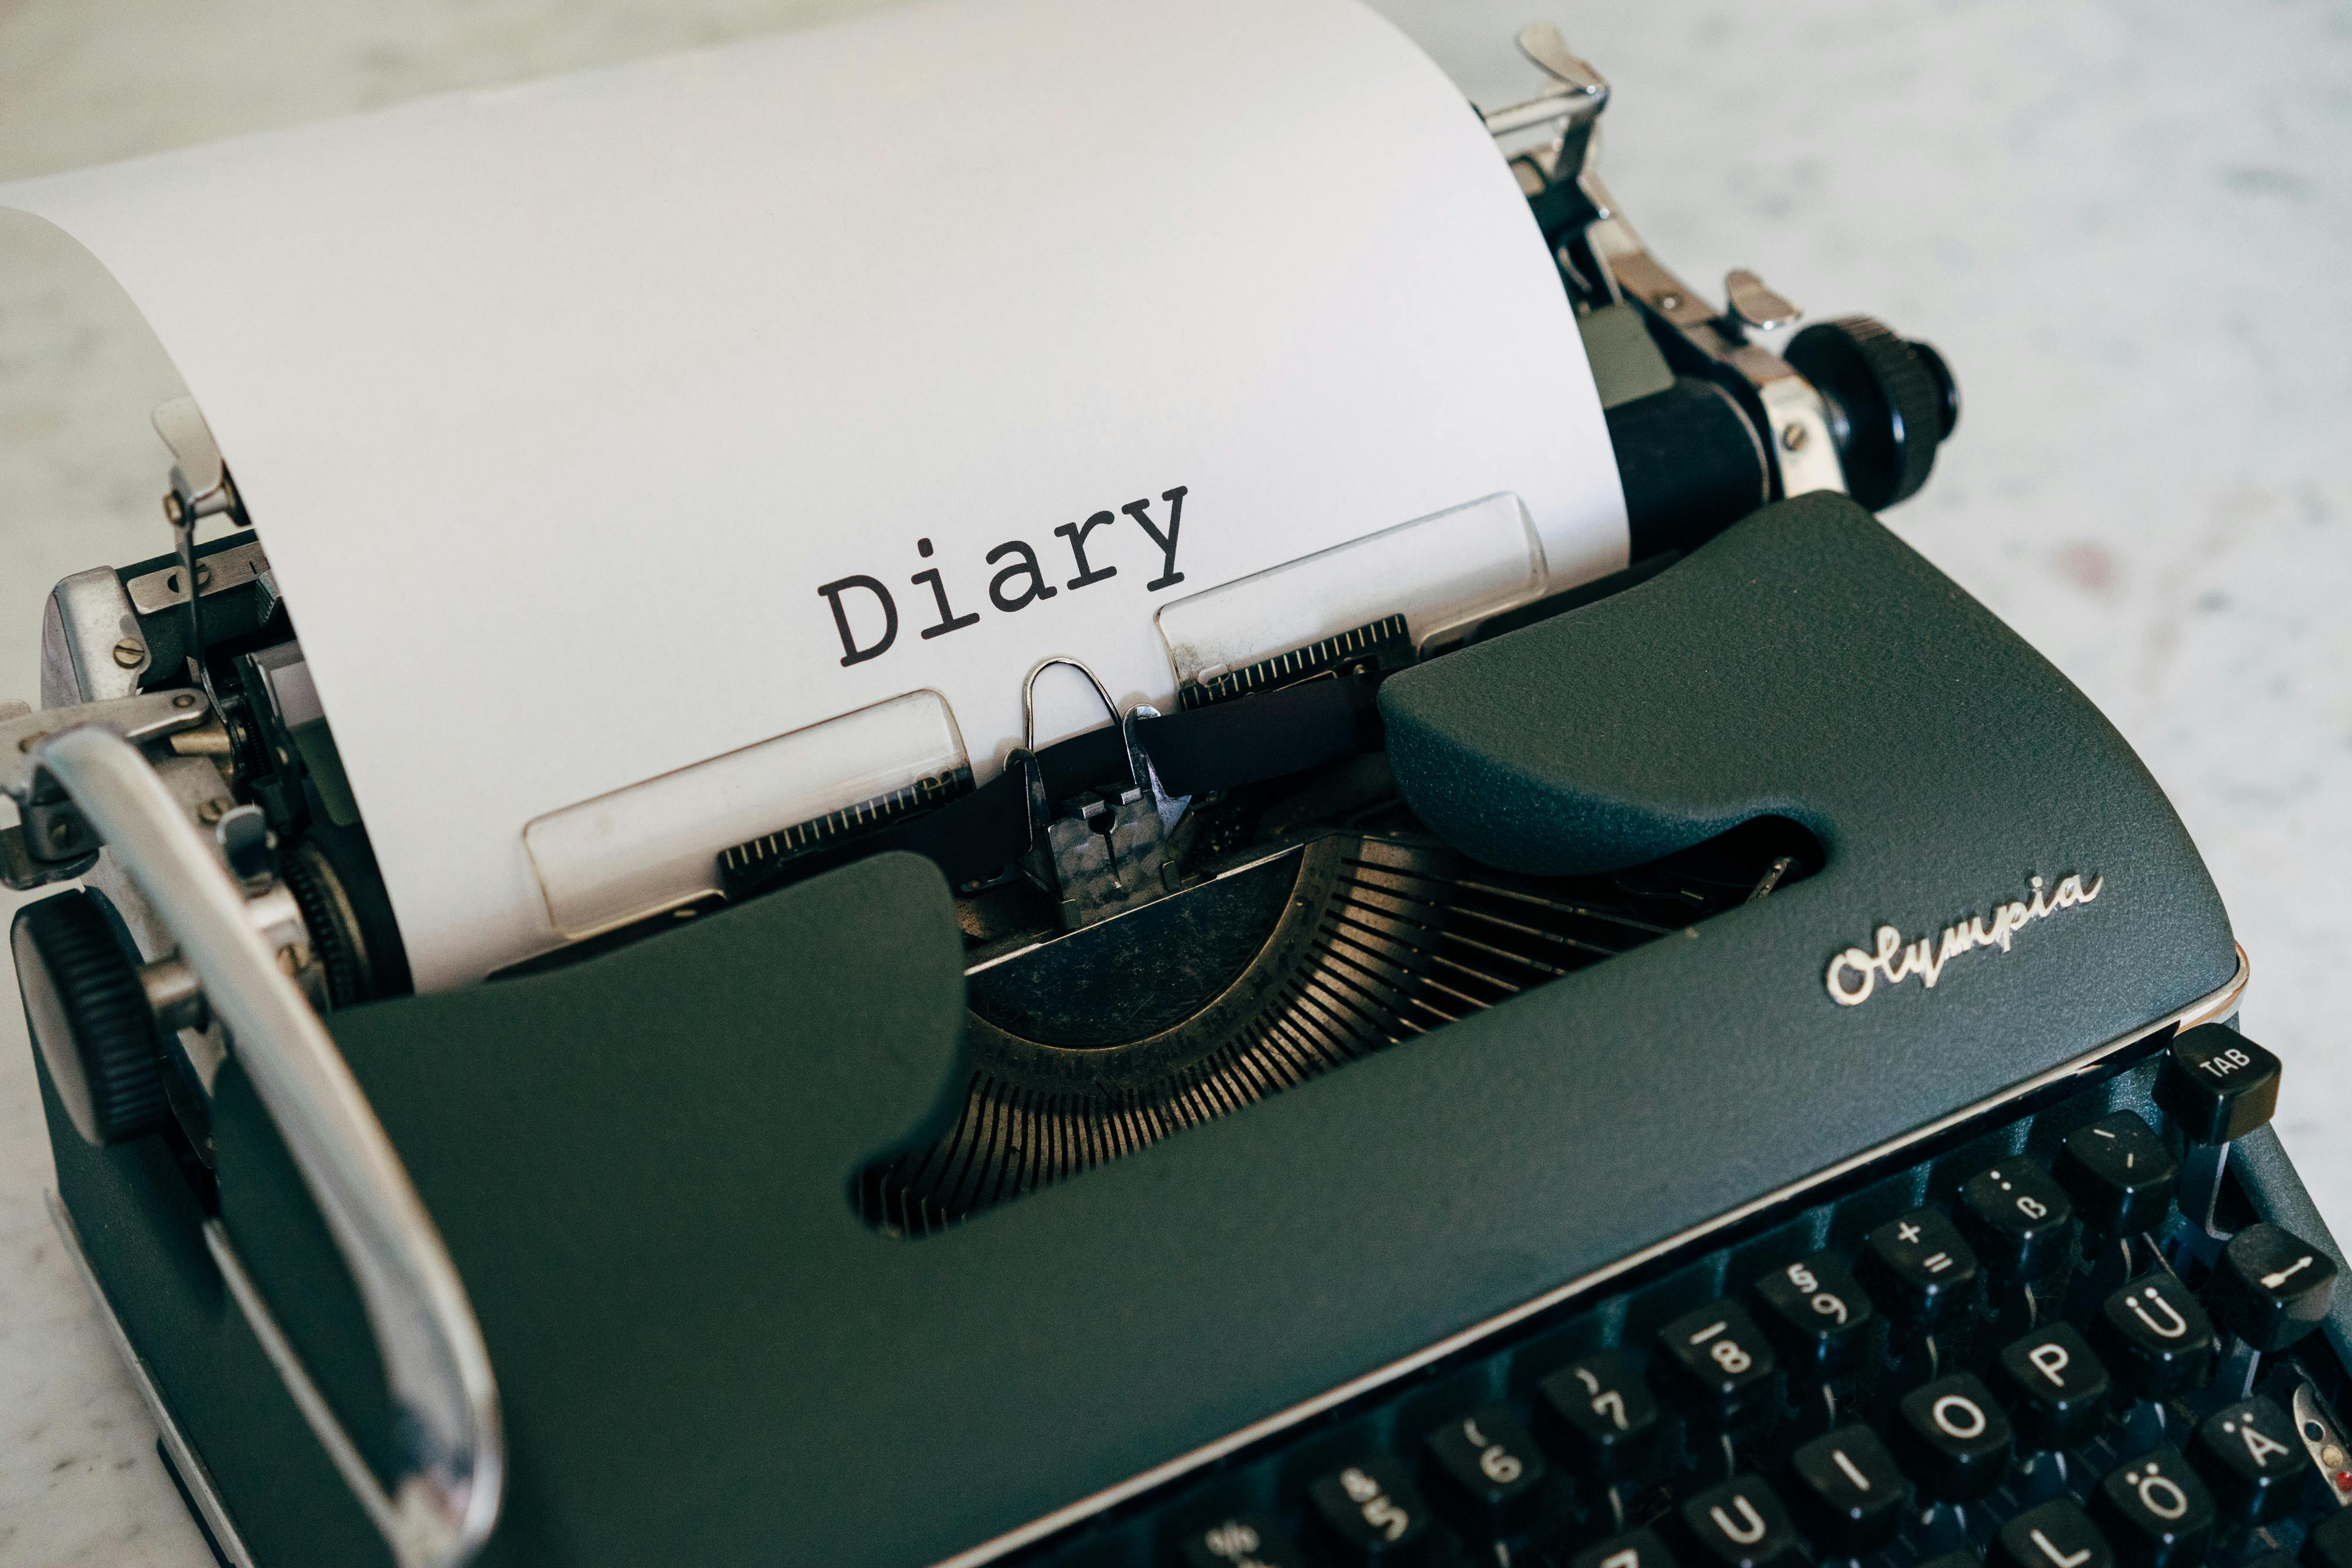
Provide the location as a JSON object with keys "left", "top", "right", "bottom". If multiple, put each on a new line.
{"left": 0, "top": 1, "right": 2346, "bottom": 1561}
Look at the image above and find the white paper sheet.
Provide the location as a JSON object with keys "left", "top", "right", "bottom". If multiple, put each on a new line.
{"left": 0, "top": 0, "right": 1624, "bottom": 987}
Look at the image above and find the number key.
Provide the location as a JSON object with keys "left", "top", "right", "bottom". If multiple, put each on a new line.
{"left": 2191, "top": 1396, "right": 2310, "bottom": 1523}
{"left": 1859, "top": 1208, "right": 1980, "bottom": 1327}
{"left": 1422, "top": 1404, "right": 1549, "bottom": 1536}
{"left": 1752, "top": 1253, "right": 1876, "bottom": 1373}
{"left": 1657, "top": 1302, "right": 1779, "bottom": 1424}
{"left": 1173, "top": 1512, "right": 1307, "bottom": 1568}
{"left": 1958, "top": 1159, "right": 2076, "bottom": 1279}
{"left": 1307, "top": 1456, "right": 1432, "bottom": 1561}
{"left": 1536, "top": 1351, "right": 1663, "bottom": 1483}
{"left": 2093, "top": 1447, "right": 2214, "bottom": 1568}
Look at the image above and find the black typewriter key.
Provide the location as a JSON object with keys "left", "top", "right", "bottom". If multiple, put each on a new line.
{"left": 1999, "top": 1500, "right": 2116, "bottom": 1568}
{"left": 1571, "top": 1527, "right": 1681, "bottom": 1568}
{"left": 2155, "top": 1025, "right": 2281, "bottom": 1146}
{"left": 2189, "top": 1396, "right": 2310, "bottom": 1523}
{"left": 1996, "top": 1323, "right": 2110, "bottom": 1451}
{"left": 1895, "top": 1373, "right": 2013, "bottom": 1501}
{"left": 1959, "top": 1160, "right": 2077, "bottom": 1280}
{"left": 2093, "top": 1448, "right": 2214, "bottom": 1568}
{"left": 1537, "top": 1352, "right": 1664, "bottom": 1482}
{"left": 2096, "top": 1273, "right": 2215, "bottom": 1399}
{"left": 1860, "top": 1209, "right": 1980, "bottom": 1329}
{"left": 1658, "top": 1303, "right": 1780, "bottom": 1424}
{"left": 1678, "top": 1476, "right": 1800, "bottom": 1568}
{"left": 2307, "top": 1510, "right": 2352, "bottom": 1568}
{"left": 1422, "top": 1404, "right": 1549, "bottom": 1536}
{"left": 1752, "top": 1253, "right": 1876, "bottom": 1373}
{"left": 1173, "top": 1512, "right": 1308, "bottom": 1568}
{"left": 1786, "top": 1424, "right": 1908, "bottom": 1554}
{"left": 2057, "top": 1113, "right": 2177, "bottom": 1236}
{"left": 1308, "top": 1456, "right": 1434, "bottom": 1561}
{"left": 2207, "top": 1223, "right": 2339, "bottom": 1352}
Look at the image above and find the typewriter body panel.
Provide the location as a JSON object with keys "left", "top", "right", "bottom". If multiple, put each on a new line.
{"left": 31, "top": 495, "right": 2307, "bottom": 1568}
{"left": 7, "top": 15, "right": 2344, "bottom": 1568}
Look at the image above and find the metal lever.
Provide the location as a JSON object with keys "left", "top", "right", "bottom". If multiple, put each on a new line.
{"left": 1725, "top": 269, "right": 1801, "bottom": 333}
{"left": 1484, "top": 25, "right": 1849, "bottom": 502}
{"left": 152, "top": 398, "right": 247, "bottom": 705}
{"left": 0, "top": 689, "right": 213, "bottom": 888}
{"left": 27, "top": 725, "right": 503, "bottom": 1568}
{"left": 1480, "top": 22, "right": 1608, "bottom": 138}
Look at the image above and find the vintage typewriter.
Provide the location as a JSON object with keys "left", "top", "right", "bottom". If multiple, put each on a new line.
{"left": 5, "top": 16, "right": 2346, "bottom": 1568}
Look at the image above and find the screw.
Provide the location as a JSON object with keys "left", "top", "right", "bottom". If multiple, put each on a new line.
{"left": 1780, "top": 422, "right": 1809, "bottom": 451}
{"left": 197, "top": 798, "right": 229, "bottom": 823}
{"left": 172, "top": 692, "right": 198, "bottom": 709}
{"left": 1657, "top": 292, "right": 1683, "bottom": 311}
{"left": 112, "top": 638, "right": 146, "bottom": 669}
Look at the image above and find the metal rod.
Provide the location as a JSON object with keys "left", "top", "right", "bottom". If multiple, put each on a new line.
{"left": 32, "top": 725, "right": 502, "bottom": 1568}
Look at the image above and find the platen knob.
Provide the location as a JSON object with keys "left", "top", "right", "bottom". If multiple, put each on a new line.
{"left": 11, "top": 890, "right": 168, "bottom": 1146}
{"left": 1784, "top": 316, "right": 1958, "bottom": 511}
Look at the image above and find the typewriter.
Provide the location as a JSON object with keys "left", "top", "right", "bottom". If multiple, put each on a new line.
{"left": 5, "top": 15, "right": 2346, "bottom": 1568}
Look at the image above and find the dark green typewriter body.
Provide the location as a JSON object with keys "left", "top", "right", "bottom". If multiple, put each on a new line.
{"left": 32, "top": 493, "right": 2350, "bottom": 1568}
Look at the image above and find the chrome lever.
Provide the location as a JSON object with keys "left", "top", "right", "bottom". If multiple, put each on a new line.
{"left": 1479, "top": 22, "right": 1608, "bottom": 139}
{"left": 28, "top": 725, "right": 503, "bottom": 1568}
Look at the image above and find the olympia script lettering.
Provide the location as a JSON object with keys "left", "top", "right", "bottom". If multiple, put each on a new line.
{"left": 1826, "top": 872, "right": 2104, "bottom": 1006}
{"left": 814, "top": 485, "right": 1188, "bottom": 668}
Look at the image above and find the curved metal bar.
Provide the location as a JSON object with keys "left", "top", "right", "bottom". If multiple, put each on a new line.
{"left": 35, "top": 724, "right": 502, "bottom": 1568}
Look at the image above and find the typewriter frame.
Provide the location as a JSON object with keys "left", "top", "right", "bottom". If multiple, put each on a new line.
{"left": 9, "top": 718, "right": 498, "bottom": 1568}
{"left": 0, "top": 26, "right": 2195, "bottom": 1568}
{"left": 18, "top": 705, "right": 2282, "bottom": 1568}
{"left": 13, "top": 489, "right": 2284, "bottom": 1568}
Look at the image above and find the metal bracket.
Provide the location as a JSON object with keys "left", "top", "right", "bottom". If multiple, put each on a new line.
{"left": 1482, "top": 22, "right": 1847, "bottom": 501}
{"left": 0, "top": 690, "right": 215, "bottom": 889}
{"left": 152, "top": 398, "right": 247, "bottom": 709}
{"left": 1015, "top": 659, "right": 1189, "bottom": 930}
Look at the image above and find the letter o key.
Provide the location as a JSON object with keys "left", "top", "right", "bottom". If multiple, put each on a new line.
{"left": 1934, "top": 1394, "right": 1988, "bottom": 1440}
{"left": 1899, "top": 1374, "right": 2012, "bottom": 1502}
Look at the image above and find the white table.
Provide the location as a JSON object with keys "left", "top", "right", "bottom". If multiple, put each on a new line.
{"left": 1, "top": 1, "right": 2345, "bottom": 1560}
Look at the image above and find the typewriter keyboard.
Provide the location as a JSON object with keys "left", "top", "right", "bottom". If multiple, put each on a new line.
{"left": 1028, "top": 1024, "right": 2352, "bottom": 1568}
